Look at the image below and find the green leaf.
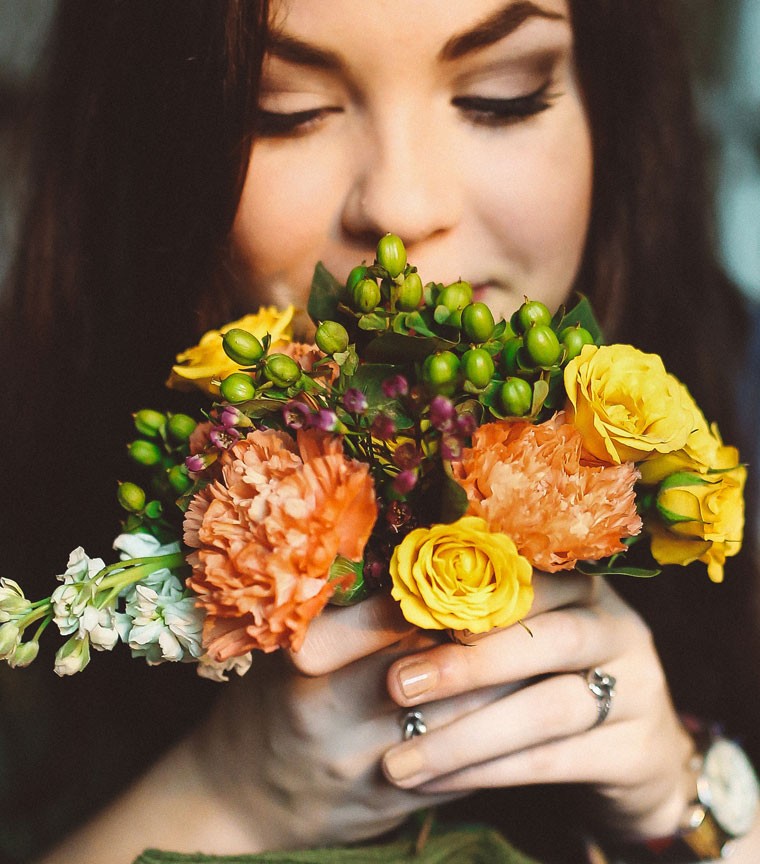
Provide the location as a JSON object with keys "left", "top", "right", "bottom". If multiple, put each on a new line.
{"left": 530, "top": 378, "right": 550, "bottom": 415}
{"left": 363, "top": 331, "right": 456, "bottom": 363}
{"left": 403, "top": 310, "right": 438, "bottom": 338}
{"left": 308, "top": 262, "right": 344, "bottom": 324}
{"left": 556, "top": 294, "right": 604, "bottom": 345}
{"left": 576, "top": 561, "right": 661, "bottom": 578}
{"left": 439, "top": 473, "right": 470, "bottom": 523}
{"left": 357, "top": 311, "right": 388, "bottom": 331}
{"left": 433, "top": 304, "right": 451, "bottom": 325}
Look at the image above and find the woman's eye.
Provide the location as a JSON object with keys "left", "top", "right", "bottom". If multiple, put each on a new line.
{"left": 452, "top": 84, "right": 555, "bottom": 127}
{"left": 254, "top": 107, "right": 341, "bottom": 137}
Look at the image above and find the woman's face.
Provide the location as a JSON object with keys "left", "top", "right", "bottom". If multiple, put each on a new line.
{"left": 231, "top": 0, "right": 592, "bottom": 323}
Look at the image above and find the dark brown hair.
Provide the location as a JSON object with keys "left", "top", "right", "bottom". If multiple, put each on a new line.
{"left": 0, "top": 2, "right": 753, "bottom": 861}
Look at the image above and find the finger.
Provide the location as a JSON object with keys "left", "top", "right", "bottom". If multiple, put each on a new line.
{"left": 387, "top": 582, "right": 648, "bottom": 706}
{"left": 452, "top": 570, "right": 599, "bottom": 645}
{"left": 382, "top": 671, "right": 621, "bottom": 789}
{"left": 287, "top": 593, "right": 417, "bottom": 676}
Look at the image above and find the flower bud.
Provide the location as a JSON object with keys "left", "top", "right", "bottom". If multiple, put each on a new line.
{"left": 185, "top": 452, "right": 217, "bottom": 473}
{"left": 351, "top": 278, "right": 381, "bottom": 313}
{"left": 283, "top": 400, "right": 312, "bottom": 430}
{"left": 9, "top": 639, "right": 39, "bottom": 668}
{"left": 371, "top": 413, "right": 396, "bottom": 440}
{"left": 220, "top": 372, "right": 256, "bottom": 403}
{"left": 220, "top": 406, "right": 253, "bottom": 429}
{"left": 343, "top": 388, "right": 368, "bottom": 414}
{"left": 167, "top": 464, "right": 194, "bottom": 495}
{"left": 381, "top": 374, "right": 409, "bottom": 399}
{"left": 54, "top": 635, "right": 91, "bottom": 676}
{"left": 315, "top": 320, "right": 350, "bottom": 355}
{"left": 222, "top": 328, "right": 265, "bottom": 365}
{"left": 167, "top": 413, "right": 197, "bottom": 442}
{"left": 346, "top": 264, "right": 368, "bottom": 294}
{"left": 395, "top": 272, "right": 423, "bottom": 311}
{"left": 461, "top": 347, "right": 495, "bottom": 389}
{"left": 264, "top": 353, "right": 302, "bottom": 388}
{"left": 144, "top": 500, "right": 164, "bottom": 520}
{"left": 0, "top": 578, "right": 30, "bottom": 620}
{"left": 133, "top": 409, "right": 166, "bottom": 438}
{"left": 392, "top": 469, "right": 418, "bottom": 496}
{"left": 376, "top": 233, "right": 407, "bottom": 278}
{"left": 0, "top": 622, "right": 20, "bottom": 659}
{"left": 655, "top": 471, "right": 713, "bottom": 532}
{"left": 117, "top": 481, "right": 147, "bottom": 513}
{"left": 437, "top": 280, "right": 473, "bottom": 312}
{"left": 429, "top": 395, "right": 455, "bottom": 430}
{"left": 461, "top": 302, "right": 495, "bottom": 343}
{"left": 127, "top": 439, "right": 163, "bottom": 466}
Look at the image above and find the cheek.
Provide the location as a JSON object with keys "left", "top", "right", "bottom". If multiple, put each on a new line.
{"left": 230, "top": 141, "right": 348, "bottom": 305}
{"left": 475, "top": 107, "right": 593, "bottom": 297}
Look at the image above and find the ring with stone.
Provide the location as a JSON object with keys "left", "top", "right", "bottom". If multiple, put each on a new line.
{"left": 401, "top": 709, "right": 427, "bottom": 741}
{"left": 580, "top": 667, "right": 616, "bottom": 729}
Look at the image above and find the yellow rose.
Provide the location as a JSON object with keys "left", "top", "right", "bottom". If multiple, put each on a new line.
{"left": 564, "top": 344, "right": 700, "bottom": 464}
{"left": 639, "top": 415, "right": 735, "bottom": 485}
{"left": 167, "top": 306, "right": 295, "bottom": 394}
{"left": 389, "top": 516, "right": 534, "bottom": 633}
{"left": 649, "top": 464, "right": 746, "bottom": 583}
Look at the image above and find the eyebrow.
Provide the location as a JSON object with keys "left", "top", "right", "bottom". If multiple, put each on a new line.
{"left": 266, "top": 30, "right": 343, "bottom": 71}
{"left": 264, "top": 1, "right": 565, "bottom": 72}
{"left": 440, "top": 1, "right": 566, "bottom": 61}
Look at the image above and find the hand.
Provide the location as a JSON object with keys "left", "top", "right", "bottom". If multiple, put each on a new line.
{"left": 189, "top": 596, "right": 462, "bottom": 851}
{"left": 378, "top": 573, "right": 696, "bottom": 841}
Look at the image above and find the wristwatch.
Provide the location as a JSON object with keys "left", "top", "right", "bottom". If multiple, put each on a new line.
{"left": 596, "top": 729, "right": 759, "bottom": 863}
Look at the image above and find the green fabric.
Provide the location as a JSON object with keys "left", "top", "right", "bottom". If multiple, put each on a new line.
{"left": 132, "top": 822, "right": 539, "bottom": 864}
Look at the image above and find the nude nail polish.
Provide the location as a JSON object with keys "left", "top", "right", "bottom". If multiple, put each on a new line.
{"left": 383, "top": 746, "right": 425, "bottom": 783}
{"left": 397, "top": 659, "right": 439, "bottom": 699}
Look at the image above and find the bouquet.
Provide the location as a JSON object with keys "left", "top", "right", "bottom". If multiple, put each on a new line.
{"left": 0, "top": 235, "right": 745, "bottom": 679}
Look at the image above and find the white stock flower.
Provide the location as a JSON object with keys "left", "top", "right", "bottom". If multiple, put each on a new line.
{"left": 113, "top": 532, "right": 181, "bottom": 561}
{"left": 0, "top": 622, "right": 21, "bottom": 660}
{"left": 54, "top": 635, "right": 91, "bottom": 676}
{"left": 0, "top": 578, "right": 31, "bottom": 622}
{"left": 51, "top": 547, "right": 118, "bottom": 651}
{"left": 116, "top": 570, "right": 203, "bottom": 666}
{"left": 196, "top": 651, "right": 253, "bottom": 682}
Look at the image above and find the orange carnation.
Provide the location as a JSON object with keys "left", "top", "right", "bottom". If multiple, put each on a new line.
{"left": 184, "top": 428, "right": 376, "bottom": 657}
{"left": 452, "top": 413, "right": 642, "bottom": 572}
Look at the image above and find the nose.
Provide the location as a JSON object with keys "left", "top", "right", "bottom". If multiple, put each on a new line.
{"left": 340, "top": 116, "right": 462, "bottom": 251}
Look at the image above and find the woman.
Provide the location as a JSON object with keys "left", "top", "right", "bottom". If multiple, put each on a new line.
{"left": 0, "top": 1, "right": 756, "bottom": 863}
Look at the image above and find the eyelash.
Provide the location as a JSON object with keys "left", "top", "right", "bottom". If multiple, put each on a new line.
{"left": 452, "top": 83, "right": 555, "bottom": 126}
{"left": 254, "top": 82, "right": 556, "bottom": 138}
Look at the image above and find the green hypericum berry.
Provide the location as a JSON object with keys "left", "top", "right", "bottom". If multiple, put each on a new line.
{"left": 376, "top": 233, "right": 407, "bottom": 278}
{"left": 524, "top": 324, "right": 561, "bottom": 367}
{"left": 511, "top": 299, "right": 552, "bottom": 334}
{"left": 144, "top": 500, "right": 164, "bottom": 520}
{"left": 315, "top": 320, "right": 350, "bottom": 355}
{"left": 437, "top": 280, "right": 473, "bottom": 312}
{"left": 167, "top": 413, "right": 197, "bottom": 442}
{"left": 423, "top": 351, "right": 460, "bottom": 390}
{"left": 461, "top": 302, "right": 495, "bottom": 343}
{"left": 167, "top": 464, "right": 194, "bottom": 495}
{"left": 558, "top": 325, "right": 594, "bottom": 361}
{"left": 461, "top": 347, "right": 495, "bottom": 389}
{"left": 501, "top": 336, "right": 523, "bottom": 374}
{"left": 127, "top": 439, "right": 163, "bottom": 466}
{"left": 222, "top": 328, "right": 265, "bottom": 366}
{"left": 352, "top": 277, "right": 381, "bottom": 313}
{"left": 264, "top": 353, "right": 301, "bottom": 388}
{"left": 117, "top": 481, "right": 146, "bottom": 513}
{"left": 133, "top": 409, "right": 166, "bottom": 438}
{"left": 500, "top": 377, "right": 533, "bottom": 416}
{"left": 220, "top": 371, "right": 256, "bottom": 403}
{"left": 346, "top": 264, "right": 368, "bottom": 294}
{"left": 396, "top": 272, "right": 423, "bottom": 311}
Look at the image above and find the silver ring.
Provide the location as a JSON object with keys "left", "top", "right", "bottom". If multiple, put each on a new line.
{"left": 401, "top": 709, "right": 427, "bottom": 741}
{"left": 580, "top": 667, "right": 616, "bottom": 729}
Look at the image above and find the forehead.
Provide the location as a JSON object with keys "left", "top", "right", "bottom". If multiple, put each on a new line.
{"left": 268, "top": 0, "right": 572, "bottom": 55}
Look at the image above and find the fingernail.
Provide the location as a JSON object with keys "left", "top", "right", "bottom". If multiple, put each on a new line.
{"left": 397, "top": 659, "right": 439, "bottom": 699}
{"left": 383, "top": 746, "right": 425, "bottom": 783}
